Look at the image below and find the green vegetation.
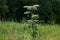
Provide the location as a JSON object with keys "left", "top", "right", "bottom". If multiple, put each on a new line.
{"left": 0, "top": 21, "right": 60, "bottom": 40}
{"left": 0, "top": 0, "right": 60, "bottom": 40}
{"left": 0, "top": 0, "right": 60, "bottom": 23}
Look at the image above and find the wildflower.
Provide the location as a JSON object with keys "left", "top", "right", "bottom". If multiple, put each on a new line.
{"left": 33, "top": 4, "right": 40, "bottom": 7}
{"left": 24, "top": 11, "right": 30, "bottom": 14}
{"left": 31, "top": 14, "right": 39, "bottom": 20}
{"left": 23, "top": 5, "right": 39, "bottom": 10}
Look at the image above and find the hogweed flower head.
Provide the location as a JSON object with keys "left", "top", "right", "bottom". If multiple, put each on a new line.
{"left": 31, "top": 14, "right": 39, "bottom": 20}
{"left": 33, "top": 5, "right": 40, "bottom": 7}
{"left": 23, "top": 4, "right": 40, "bottom": 23}
{"left": 24, "top": 11, "right": 30, "bottom": 14}
{"left": 23, "top": 5, "right": 40, "bottom": 10}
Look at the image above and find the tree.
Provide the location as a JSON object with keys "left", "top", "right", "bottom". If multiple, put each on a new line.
{"left": 0, "top": 0, "right": 8, "bottom": 20}
{"left": 51, "top": 0, "right": 60, "bottom": 23}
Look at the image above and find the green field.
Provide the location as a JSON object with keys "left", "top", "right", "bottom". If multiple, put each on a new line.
{"left": 0, "top": 21, "right": 60, "bottom": 40}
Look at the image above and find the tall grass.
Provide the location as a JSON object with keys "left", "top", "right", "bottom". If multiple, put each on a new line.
{"left": 0, "top": 21, "right": 60, "bottom": 40}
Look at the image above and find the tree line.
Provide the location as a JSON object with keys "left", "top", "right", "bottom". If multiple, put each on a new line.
{"left": 0, "top": 0, "right": 60, "bottom": 23}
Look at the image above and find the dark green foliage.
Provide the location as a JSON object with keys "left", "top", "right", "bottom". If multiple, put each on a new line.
{"left": 0, "top": 0, "right": 60, "bottom": 23}
{"left": 0, "top": 0, "right": 9, "bottom": 20}
{"left": 29, "top": 23, "right": 38, "bottom": 40}
{"left": 51, "top": 0, "right": 60, "bottom": 23}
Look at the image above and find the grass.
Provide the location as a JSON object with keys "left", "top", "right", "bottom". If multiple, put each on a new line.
{"left": 0, "top": 21, "right": 60, "bottom": 40}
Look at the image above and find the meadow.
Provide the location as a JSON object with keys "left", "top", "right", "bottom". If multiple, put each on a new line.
{"left": 0, "top": 21, "right": 60, "bottom": 40}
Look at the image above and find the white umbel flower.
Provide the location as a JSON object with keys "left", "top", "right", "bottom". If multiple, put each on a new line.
{"left": 31, "top": 14, "right": 39, "bottom": 20}
{"left": 23, "top": 5, "right": 40, "bottom": 10}
{"left": 33, "top": 5, "right": 40, "bottom": 7}
{"left": 24, "top": 11, "right": 30, "bottom": 14}
{"left": 27, "top": 20, "right": 33, "bottom": 24}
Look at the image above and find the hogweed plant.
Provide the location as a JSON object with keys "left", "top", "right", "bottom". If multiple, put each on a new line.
{"left": 24, "top": 4, "right": 40, "bottom": 40}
